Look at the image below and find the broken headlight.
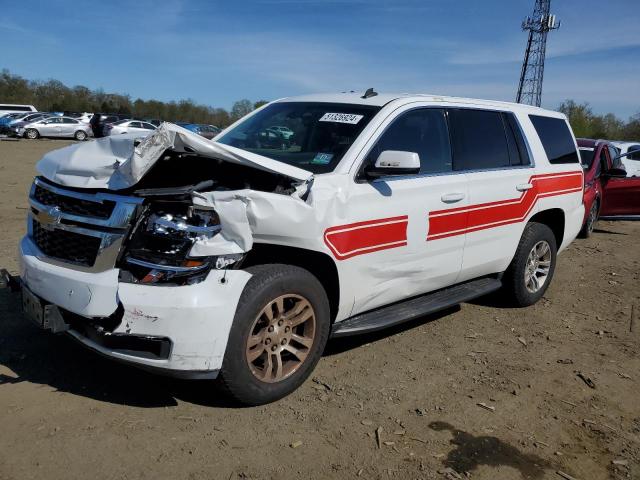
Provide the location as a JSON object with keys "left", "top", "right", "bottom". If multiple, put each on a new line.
{"left": 122, "top": 204, "right": 243, "bottom": 285}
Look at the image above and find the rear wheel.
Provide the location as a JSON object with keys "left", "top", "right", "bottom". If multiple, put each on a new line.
{"left": 25, "top": 129, "right": 39, "bottom": 139}
{"left": 74, "top": 130, "right": 87, "bottom": 141}
{"left": 219, "top": 264, "right": 330, "bottom": 405}
{"left": 579, "top": 201, "right": 598, "bottom": 238}
{"left": 502, "top": 222, "right": 557, "bottom": 307}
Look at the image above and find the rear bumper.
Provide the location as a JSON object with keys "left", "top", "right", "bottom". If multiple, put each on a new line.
{"left": 19, "top": 235, "right": 252, "bottom": 375}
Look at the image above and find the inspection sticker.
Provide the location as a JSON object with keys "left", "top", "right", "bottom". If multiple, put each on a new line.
{"left": 312, "top": 153, "right": 334, "bottom": 165}
{"left": 319, "top": 112, "right": 364, "bottom": 124}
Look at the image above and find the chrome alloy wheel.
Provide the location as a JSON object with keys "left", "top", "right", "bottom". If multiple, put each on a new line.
{"left": 524, "top": 240, "right": 552, "bottom": 293}
{"left": 245, "top": 294, "right": 316, "bottom": 383}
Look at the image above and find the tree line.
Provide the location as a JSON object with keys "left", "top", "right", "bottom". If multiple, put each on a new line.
{"left": 1, "top": 69, "right": 639, "bottom": 139}
{"left": 558, "top": 100, "right": 640, "bottom": 141}
{"left": 0, "top": 69, "right": 267, "bottom": 127}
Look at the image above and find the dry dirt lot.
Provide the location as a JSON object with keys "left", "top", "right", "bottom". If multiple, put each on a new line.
{"left": 0, "top": 139, "right": 639, "bottom": 480}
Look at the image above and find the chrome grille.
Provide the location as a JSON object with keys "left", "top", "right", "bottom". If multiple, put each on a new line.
{"left": 33, "top": 184, "right": 115, "bottom": 219}
{"left": 28, "top": 178, "right": 144, "bottom": 272}
{"left": 32, "top": 220, "right": 101, "bottom": 266}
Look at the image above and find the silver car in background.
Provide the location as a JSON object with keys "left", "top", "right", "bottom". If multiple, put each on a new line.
{"left": 103, "top": 119, "right": 157, "bottom": 136}
{"left": 18, "top": 116, "right": 92, "bottom": 141}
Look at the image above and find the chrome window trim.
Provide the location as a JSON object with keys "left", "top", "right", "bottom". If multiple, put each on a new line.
{"left": 354, "top": 105, "right": 537, "bottom": 184}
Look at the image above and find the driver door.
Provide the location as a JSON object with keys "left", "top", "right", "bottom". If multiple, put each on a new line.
{"left": 600, "top": 145, "right": 640, "bottom": 217}
{"left": 334, "top": 107, "right": 469, "bottom": 315}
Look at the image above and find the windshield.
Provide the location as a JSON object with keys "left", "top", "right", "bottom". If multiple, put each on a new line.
{"left": 579, "top": 148, "right": 595, "bottom": 169}
{"left": 218, "top": 102, "right": 380, "bottom": 173}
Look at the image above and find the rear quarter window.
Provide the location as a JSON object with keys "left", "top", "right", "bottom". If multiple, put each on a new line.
{"left": 529, "top": 115, "right": 579, "bottom": 164}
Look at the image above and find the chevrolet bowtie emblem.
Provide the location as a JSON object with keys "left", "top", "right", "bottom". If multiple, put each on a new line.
{"left": 40, "top": 205, "right": 62, "bottom": 225}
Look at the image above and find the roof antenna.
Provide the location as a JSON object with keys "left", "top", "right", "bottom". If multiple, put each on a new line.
{"left": 361, "top": 88, "right": 378, "bottom": 99}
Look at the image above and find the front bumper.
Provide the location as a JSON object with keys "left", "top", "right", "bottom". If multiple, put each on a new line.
{"left": 19, "top": 235, "right": 252, "bottom": 376}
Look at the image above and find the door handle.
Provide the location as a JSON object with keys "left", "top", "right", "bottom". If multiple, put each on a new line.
{"left": 441, "top": 192, "right": 465, "bottom": 203}
{"left": 516, "top": 183, "right": 533, "bottom": 192}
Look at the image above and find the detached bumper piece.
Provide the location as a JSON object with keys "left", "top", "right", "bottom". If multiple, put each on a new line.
{"left": 69, "top": 320, "right": 172, "bottom": 361}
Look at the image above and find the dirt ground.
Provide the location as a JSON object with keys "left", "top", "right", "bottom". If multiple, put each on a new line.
{"left": 0, "top": 138, "right": 638, "bottom": 480}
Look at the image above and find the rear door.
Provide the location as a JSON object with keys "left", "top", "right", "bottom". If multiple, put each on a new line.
{"left": 42, "top": 117, "right": 63, "bottom": 136}
{"left": 600, "top": 145, "right": 640, "bottom": 217}
{"left": 449, "top": 108, "right": 538, "bottom": 281}
{"left": 339, "top": 106, "right": 469, "bottom": 314}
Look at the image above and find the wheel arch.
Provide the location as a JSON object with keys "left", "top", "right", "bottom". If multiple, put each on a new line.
{"left": 529, "top": 208, "right": 565, "bottom": 248}
{"left": 241, "top": 244, "right": 340, "bottom": 323}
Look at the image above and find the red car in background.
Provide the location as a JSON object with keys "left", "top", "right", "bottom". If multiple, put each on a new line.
{"left": 578, "top": 138, "right": 640, "bottom": 237}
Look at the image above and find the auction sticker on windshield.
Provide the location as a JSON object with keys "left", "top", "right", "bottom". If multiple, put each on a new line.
{"left": 319, "top": 113, "right": 364, "bottom": 124}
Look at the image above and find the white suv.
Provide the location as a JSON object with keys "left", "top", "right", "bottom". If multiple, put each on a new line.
{"left": 18, "top": 92, "right": 584, "bottom": 404}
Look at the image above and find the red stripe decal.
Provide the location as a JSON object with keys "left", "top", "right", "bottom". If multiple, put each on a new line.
{"left": 428, "top": 172, "right": 583, "bottom": 240}
{"left": 324, "top": 216, "right": 408, "bottom": 260}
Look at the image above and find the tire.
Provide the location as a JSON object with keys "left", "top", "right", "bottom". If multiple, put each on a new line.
{"left": 25, "top": 129, "right": 39, "bottom": 140}
{"left": 579, "top": 201, "right": 598, "bottom": 238}
{"left": 218, "top": 264, "right": 330, "bottom": 405}
{"left": 74, "top": 130, "right": 87, "bottom": 141}
{"left": 502, "top": 222, "right": 557, "bottom": 307}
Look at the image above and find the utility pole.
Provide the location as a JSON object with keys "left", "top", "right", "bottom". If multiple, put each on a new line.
{"left": 516, "top": 0, "right": 560, "bottom": 107}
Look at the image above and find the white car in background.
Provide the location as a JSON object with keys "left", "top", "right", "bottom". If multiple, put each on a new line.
{"left": 0, "top": 104, "right": 37, "bottom": 117}
{"left": 19, "top": 116, "right": 91, "bottom": 141}
{"left": 611, "top": 141, "right": 640, "bottom": 176}
{"left": 104, "top": 120, "right": 157, "bottom": 136}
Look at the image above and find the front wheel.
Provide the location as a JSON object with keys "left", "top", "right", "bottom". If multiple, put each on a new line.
{"left": 74, "top": 130, "right": 87, "bottom": 141}
{"left": 24, "top": 129, "right": 39, "bottom": 139}
{"left": 218, "top": 264, "right": 330, "bottom": 405}
{"left": 502, "top": 222, "right": 557, "bottom": 307}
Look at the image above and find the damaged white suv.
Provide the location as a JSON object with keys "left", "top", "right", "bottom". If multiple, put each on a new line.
{"left": 18, "top": 92, "right": 585, "bottom": 404}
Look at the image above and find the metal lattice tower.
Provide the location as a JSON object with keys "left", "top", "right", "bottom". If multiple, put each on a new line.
{"left": 516, "top": 0, "right": 560, "bottom": 107}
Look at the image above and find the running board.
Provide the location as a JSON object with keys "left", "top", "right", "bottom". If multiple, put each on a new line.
{"left": 331, "top": 277, "right": 502, "bottom": 338}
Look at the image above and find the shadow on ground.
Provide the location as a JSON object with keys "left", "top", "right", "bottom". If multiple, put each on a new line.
{"left": 0, "top": 288, "right": 238, "bottom": 409}
{"left": 0, "top": 287, "right": 457, "bottom": 409}
{"left": 429, "top": 421, "right": 553, "bottom": 479}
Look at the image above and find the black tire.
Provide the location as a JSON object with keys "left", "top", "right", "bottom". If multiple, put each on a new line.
{"left": 25, "top": 128, "right": 39, "bottom": 140}
{"left": 218, "top": 264, "right": 330, "bottom": 405}
{"left": 74, "top": 130, "right": 87, "bottom": 141}
{"left": 502, "top": 222, "right": 557, "bottom": 307}
{"left": 579, "top": 200, "right": 598, "bottom": 238}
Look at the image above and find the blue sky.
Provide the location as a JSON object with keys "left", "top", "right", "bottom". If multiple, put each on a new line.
{"left": 2, "top": 0, "right": 639, "bottom": 118}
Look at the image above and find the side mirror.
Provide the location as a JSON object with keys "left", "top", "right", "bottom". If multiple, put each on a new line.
{"left": 366, "top": 150, "right": 420, "bottom": 178}
{"left": 604, "top": 167, "right": 627, "bottom": 178}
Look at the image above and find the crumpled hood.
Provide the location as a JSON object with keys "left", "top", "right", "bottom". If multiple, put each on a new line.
{"left": 36, "top": 122, "right": 313, "bottom": 190}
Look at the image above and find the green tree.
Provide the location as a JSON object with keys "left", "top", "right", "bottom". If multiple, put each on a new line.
{"left": 231, "top": 99, "right": 253, "bottom": 121}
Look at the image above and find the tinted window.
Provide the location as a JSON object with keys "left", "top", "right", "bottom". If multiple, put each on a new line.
{"left": 627, "top": 145, "right": 640, "bottom": 161}
{"left": 0, "top": 105, "right": 32, "bottom": 111}
{"left": 62, "top": 118, "right": 77, "bottom": 124}
{"left": 529, "top": 115, "right": 579, "bottom": 164}
{"left": 579, "top": 148, "right": 595, "bottom": 169}
{"left": 449, "top": 109, "right": 510, "bottom": 170}
{"left": 503, "top": 113, "right": 531, "bottom": 166}
{"left": 365, "top": 108, "right": 452, "bottom": 175}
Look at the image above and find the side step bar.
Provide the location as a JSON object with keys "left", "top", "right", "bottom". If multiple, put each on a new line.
{"left": 331, "top": 277, "right": 502, "bottom": 338}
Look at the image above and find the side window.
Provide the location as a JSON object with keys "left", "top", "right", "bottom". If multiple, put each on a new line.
{"left": 596, "top": 148, "right": 607, "bottom": 176}
{"left": 62, "top": 118, "right": 77, "bottom": 124}
{"left": 609, "top": 146, "right": 623, "bottom": 169}
{"left": 529, "top": 115, "right": 579, "bottom": 164}
{"left": 449, "top": 109, "right": 510, "bottom": 170}
{"left": 503, "top": 113, "right": 531, "bottom": 166}
{"left": 130, "top": 121, "right": 142, "bottom": 128}
{"left": 365, "top": 108, "right": 452, "bottom": 175}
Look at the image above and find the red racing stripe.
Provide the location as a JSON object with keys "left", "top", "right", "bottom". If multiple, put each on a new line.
{"left": 324, "top": 215, "right": 408, "bottom": 260}
{"left": 428, "top": 172, "right": 583, "bottom": 240}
